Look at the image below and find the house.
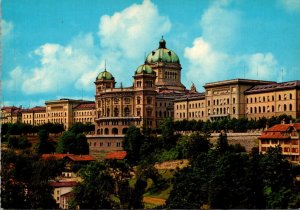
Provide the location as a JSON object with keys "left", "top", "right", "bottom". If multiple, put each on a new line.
{"left": 49, "top": 181, "right": 77, "bottom": 209}
{"left": 258, "top": 123, "right": 300, "bottom": 163}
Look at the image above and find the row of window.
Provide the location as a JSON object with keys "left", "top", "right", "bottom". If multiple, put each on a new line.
{"left": 261, "top": 147, "right": 298, "bottom": 153}
{"left": 261, "top": 139, "right": 298, "bottom": 145}
{"left": 73, "top": 118, "right": 94, "bottom": 123}
{"left": 89, "top": 141, "right": 122, "bottom": 147}
{"left": 49, "top": 112, "right": 67, "bottom": 117}
{"left": 73, "top": 111, "right": 94, "bottom": 116}
{"left": 247, "top": 93, "right": 293, "bottom": 103}
{"left": 247, "top": 104, "right": 293, "bottom": 114}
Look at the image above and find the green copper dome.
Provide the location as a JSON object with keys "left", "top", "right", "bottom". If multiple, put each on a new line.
{"left": 146, "top": 38, "right": 180, "bottom": 64}
{"left": 135, "top": 64, "right": 154, "bottom": 75}
{"left": 96, "top": 70, "right": 114, "bottom": 81}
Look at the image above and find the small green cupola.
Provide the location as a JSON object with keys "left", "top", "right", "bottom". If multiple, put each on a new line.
{"left": 96, "top": 69, "right": 114, "bottom": 81}
{"left": 135, "top": 64, "right": 155, "bottom": 75}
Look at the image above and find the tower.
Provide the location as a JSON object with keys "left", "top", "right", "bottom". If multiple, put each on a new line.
{"left": 145, "top": 37, "right": 186, "bottom": 92}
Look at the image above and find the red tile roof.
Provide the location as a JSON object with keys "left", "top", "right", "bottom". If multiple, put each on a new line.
{"left": 41, "top": 154, "right": 95, "bottom": 161}
{"left": 49, "top": 181, "right": 77, "bottom": 187}
{"left": 67, "top": 155, "right": 95, "bottom": 161}
{"left": 73, "top": 103, "right": 95, "bottom": 110}
{"left": 266, "top": 124, "right": 291, "bottom": 132}
{"left": 105, "top": 151, "right": 127, "bottom": 160}
{"left": 41, "top": 154, "right": 69, "bottom": 160}
{"left": 259, "top": 123, "right": 300, "bottom": 139}
{"left": 259, "top": 132, "right": 290, "bottom": 139}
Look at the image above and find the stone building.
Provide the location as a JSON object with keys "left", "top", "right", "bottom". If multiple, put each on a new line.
{"left": 88, "top": 38, "right": 187, "bottom": 156}
{"left": 174, "top": 79, "right": 300, "bottom": 121}
{"left": 1, "top": 99, "right": 95, "bottom": 131}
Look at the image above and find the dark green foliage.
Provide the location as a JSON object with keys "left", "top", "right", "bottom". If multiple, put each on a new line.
{"left": 216, "top": 132, "right": 229, "bottom": 153}
{"left": 69, "top": 122, "right": 94, "bottom": 135}
{"left": 35, "top": 129, "right": 55, "bottom": 154}
{"left": 7, "top": 135, "right": 31, "bottom": 149}
{"left": 167, "top": 141, "right": 299, "bottom": 209}
{"left": 173, "top": 114, "right": 296, "bottom": 133}
{"left": 130, "top": 178, "right": 147, "bottom": 209}
{"left": 1, "top": 151, "right": 62, "bottom": 209}
{"left": 56, "top": 131, "right": 89, "bottom": 154}
{"left": 123, "top": 126, "right": 144, "bottom": 164}
{"left": 71, "top": 162, "right": 116, "bottom": 209}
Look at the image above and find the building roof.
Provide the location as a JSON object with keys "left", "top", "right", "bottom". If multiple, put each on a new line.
{"left": 204, "top": 78, "right": 273, "bottom": 88}
{"left": 174, "top": 92, "right": 205, "bottom": 102}
{"left": 258, "top": 123, "right": 300, "bottom": 139}
{"left": 73, "top": 103, "right": 95, "bottom": 110}
{"left": 49, "top": 181, "right": 77, "bottom": 188}
{"left": 105, "top": 151, "right": 127, "bottom": 160}
{"left": 146, "top": 38, "right": 180, "bottom": 64}
{"left": 96, "top": 69, "right": 114, "bottom": 81}
{"left": 61, "top": 191, "right": 75, "bottom": 198}
{"left": 135, "top": 64, "right": 154, "bottom": 75}
{"left": 1, "top": 106, "right": 21, "bottom": 112}
{"left": 245, "top": 80, "right": 300, "bottom": 94}
{"left": 41, "top": 154, "right": 95, "bottom": 161}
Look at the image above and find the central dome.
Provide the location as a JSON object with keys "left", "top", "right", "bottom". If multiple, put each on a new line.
{"left": 146, "top": 38, "right": 180, "bottom": 64}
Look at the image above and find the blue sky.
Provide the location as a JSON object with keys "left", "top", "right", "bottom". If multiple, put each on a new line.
{"left": 2, "top": 0, "right": 300, "bottom": 107}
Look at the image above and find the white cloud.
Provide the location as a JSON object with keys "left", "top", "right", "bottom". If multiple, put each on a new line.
{"left": 184, "top": 1, "right": 281, "bottom": 88}
{"left": 99, "top": 0, "right": 171, "bottom": 59}
{"left": 246, "top": 53, "right": 279, "bottom": 80}
{"left": 278, "top": 0, "right": 300, "bottom": 12}
{"left": 4, "top": 0, "right": 172, "bottom": 96}
{"left": 200, "top": 0, "right": 240, "bottom": 50}
{"left": 1, "top": 19, "right": 14, "bottom": 38}
{"left": 4, "top": 33, "right": 100, "bottom": 94}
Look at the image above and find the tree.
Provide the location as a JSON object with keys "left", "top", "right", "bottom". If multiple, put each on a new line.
{"left": 71, "top": 133, "right": 89, "bottom": 155}
{"left": 56, "top": 131, "right": 76, "bottom": 153}
{"left": 216, "top": 132, "right": 229, "bottom": 153}
{"left": 71, "top": 162, "right": 116, "bottom": 209}
{"left": 123, "top": 126, "right": 144, "bottom": 164}
{"left": 35, "top": 129, "right": 55, "bottom": 154}
{"left": 1, "top": 151, "right": 62, "bottom": 209}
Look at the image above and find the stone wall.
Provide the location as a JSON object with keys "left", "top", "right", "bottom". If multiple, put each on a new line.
{"left": 210, "top": 132, "right": 260, "bottom": 152}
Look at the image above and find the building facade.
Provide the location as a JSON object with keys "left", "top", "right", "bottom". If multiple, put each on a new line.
{"left": 258, "top": 123, "right": 300, "bottom": 163}
{"left": 174, "top": 79, "right": 300, "bottom": 122}
{"left": 88, "top": 38, "right": 188, "bottom": 155}
{"left": 1, "top": 99, "right": 95, "bottom": 130}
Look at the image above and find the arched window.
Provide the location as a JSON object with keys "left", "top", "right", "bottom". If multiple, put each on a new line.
{"left": 97, "top": 129, "right": 100, "bottom": 134}
{"left": 112, "top": 128, "right": 118, "bottom": 135}
{"left": 263, "top": 106, "right": 265, "bottom": 113}
{"left": 289, "top": 104, "right": 292, "bottom": 111}
{"left": 290, "top": 94, "right": 293, "bottom": 100}
{"left": 122, "top": 128, "right": 128, "bottom": 134}
{"left": 104, "top": 128, "right": 109, "bottom": 135}
{"left": 272, "top": 105, "right": 275, "bottom": 112}
{"left": 284, "top": 104, "right": 287, "bottom": 111}
{"left": 278, "top": 105, "right": 282, "bottom": 111}
{"left": 254, "top": 107, "right": 257, "bottom": 113}
{"left": 124, "top": 107, "right": 130, "bottom": 117}
{"left": 137, "top": 96, "right": 141, "bottom": 104}
{"left": 233, "top": 107, "right": 236, "bottom": 114}
{"left": 250, "top": 107, "right": 253, "bottom": 113}
{"left": 114, "top": 107, "right": 119, "bottom": 117}
{"left": 106, "top": 108, "right": 110, "bottom": 117}
{"left": 278, "top": 95, "right": 281, "bottom": 100}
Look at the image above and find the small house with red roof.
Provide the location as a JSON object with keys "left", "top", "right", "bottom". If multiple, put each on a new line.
{"left": 259, "top": 123, "right": 300, "bottom": 163}
{"left": 49, "top": 181, "right": 77, "bottom": 209}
